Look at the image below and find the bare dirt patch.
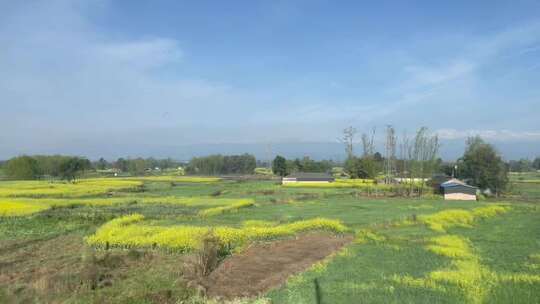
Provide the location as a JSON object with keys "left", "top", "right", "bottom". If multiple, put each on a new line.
{"left": 0, "top": 234, "right": 188, "bottom": 303}
{"left": 202, "top": 233, "right": 353, "bottom": 299}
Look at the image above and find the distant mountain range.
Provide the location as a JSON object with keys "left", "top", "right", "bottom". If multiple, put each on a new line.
{"left": 2, "top": 139, "right": 538, "bottom": 162}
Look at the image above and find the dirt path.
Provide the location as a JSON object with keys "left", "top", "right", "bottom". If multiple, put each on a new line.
{"left": 203, "top": 233, "right": 353, "bottom": 299}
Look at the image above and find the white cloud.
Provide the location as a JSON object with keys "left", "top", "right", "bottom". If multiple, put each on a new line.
{"left": 436, "top": 129, "right": 540, "bottom": 142}
{"left": 0, "top": 0, "right": 248, "bottom": 133}
{"left": 0, "top": 0, "right": 539, "bottom": 158}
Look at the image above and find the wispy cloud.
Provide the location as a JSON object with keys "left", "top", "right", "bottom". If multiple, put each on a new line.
{"left": 436, "top": 129, "right": 540, "bottom": 142}
{"left": 0, "top": 0, "right": 248, "bottom": 131}
{"left": 0, "top": 0, "right": 539, "bottom": 160}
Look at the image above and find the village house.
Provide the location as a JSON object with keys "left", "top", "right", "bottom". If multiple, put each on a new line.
{"left": 440, "top": 178, "right": 478, "bottom": 201}
{"left": 281, "top": 173, "right": 335, "bottom": 184}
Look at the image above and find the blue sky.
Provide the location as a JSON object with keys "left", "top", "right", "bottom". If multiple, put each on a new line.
{"left": 1, "top": 0, "right": 539, "bottom": 160}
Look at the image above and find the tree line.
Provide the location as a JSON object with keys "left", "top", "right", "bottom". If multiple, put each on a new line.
{"left": 185, "top": 154, "right": 256, "bottom": 175}
{"left": 270, "top": 156, "right": 336, "bottom": 177}
{"left": 0, "top": 155, "right": 186, "bottom": 181}
{"left": 507, "top": 157, "right": 540, "bottom": 172}
{"left": 1, "top": 136, "right": 537, "bottom": 194}
{"left": 3, "top": 155, "right": 92, "bottom": 181}
{"left": 271, "top": 126, "right": 523, "bottom": 196}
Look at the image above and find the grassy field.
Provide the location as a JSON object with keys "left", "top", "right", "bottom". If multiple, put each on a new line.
{"left": 0, "top": 177, "right": 539, "bottom": 303}
{"left": 509, "top": 171, "right": 540, "bottom": 200}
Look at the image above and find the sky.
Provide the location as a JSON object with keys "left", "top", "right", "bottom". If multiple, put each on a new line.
{"left": 1, "top": 0, "right": 539, "bottom": 161}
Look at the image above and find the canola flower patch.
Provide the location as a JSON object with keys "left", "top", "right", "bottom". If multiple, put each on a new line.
{"left": 355, "top": 229, "right": 387, "bottom": 244}
{"left": 139, "top": 196, "right": 241, "bottom": 207}
{"left": 394, "top": 233, "right": 540, "bottom": 304}
{"left": 198, "top": 199, "right": 255, "bottom": 217}
{"left": 419, "top": 205, "right": 510, "bottom": 232}
{"left": 125, "top": 176, "right": 221, "bottom": 183}
{"left": 28, "top": 197, "right": 137, "bottom": 207}
{"left": 242, "top": 220, "right": 278, "bottom": 227}
{"left": 0, "top": 179, "right": 142, "bottom": 198}
{"left": 86, "top": 214, "right": 347, "bottom": 251}
{"left": 335, "top": 179, "right": 375, "bottom": 185}
{"left": 283, "top": 180, "right": 392, "bottom": 190}
{"left": 426, "top": 235, "right": 473, "bottom": 259}
{"left": 0, "top": 200, "right": 51, "bottom": 217}
{"left": 0, "top": 196, "right": 253, "bottom": 215}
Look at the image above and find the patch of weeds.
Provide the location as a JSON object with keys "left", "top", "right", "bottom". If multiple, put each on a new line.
{"left": 269, "top": 197, "right": 294, "bottom": 204}
{"left": 211, "top": 189, "right": 224, "bottom": 197}
{"left": 355, "top": 229, "right": 387, "bottom": 244}
{"left": 295, "top": 193, "right": 321, "bottom": 201}
{"left": 184, "top": 232, "right": 228, "bottom": 297}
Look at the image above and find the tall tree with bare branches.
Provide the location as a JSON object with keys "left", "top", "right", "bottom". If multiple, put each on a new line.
{"left": 341, "top": 126, "right": 357, "bottom": 159}
{"left": 384, "top": 125, "right": 397, "bottom": 184}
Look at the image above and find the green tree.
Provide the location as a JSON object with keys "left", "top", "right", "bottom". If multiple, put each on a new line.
{"left": 344, "top": 156, "right": 377, "bottom": 179}
{"left": 272, "top": 155, "right": 288, "bottom": 177}
{"left": 114, "top": 158, "right": 129, "bottom": 172}
{"left": 533, "top": 157, "right": 540, "bottom": 170}
{"left": 459, "top": 136, "right": 508, "bottom": 195}
{"left": 95, "top": 157, "right": 109, "bottom": 170}
{"left": 129, "top": 158, "right": 148, "bottom": 175}
{"left": 59, "top": 157, "right": 91, "bottom": 182}
{"left": 5, "top": 155, "right": 39, "bottom": 180}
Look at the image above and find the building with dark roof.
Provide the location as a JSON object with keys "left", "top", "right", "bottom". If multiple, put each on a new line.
{"left": 440, "top": 178, "right": 478, "bottom": 201}
{"left": 282, "top": 173, "right": 335, "bottom": 184}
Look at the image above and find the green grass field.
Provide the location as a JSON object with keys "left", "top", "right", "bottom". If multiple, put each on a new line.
{"left": 0, "top": 177, "right": 539, "bottom": 303}
{"left": 509, "top": 171, "right": 540, "bottom": 201}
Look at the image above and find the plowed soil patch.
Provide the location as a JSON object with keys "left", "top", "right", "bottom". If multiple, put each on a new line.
{"left": 203, "top": 233, "right": 353, "bottom": 299}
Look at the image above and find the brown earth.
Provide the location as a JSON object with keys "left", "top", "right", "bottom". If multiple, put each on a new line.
{"left": 0, "top": 234, "right": 187, "bottom": 303}
{"left": 202, "top": 233, "right": 353, "bottom": 299}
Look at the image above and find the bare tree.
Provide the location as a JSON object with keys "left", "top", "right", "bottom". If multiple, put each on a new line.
{"left": 384, "top": 125, "right": 397, "bottom": 184}
{"left": 341, "top": 126, "right": 357, "bottom": 159}
{"left": 398, "top": 131, "right": 412, "bottom": 195}
{"left": 361, "top": 127, "right": 376, "bottom": 157}
{"left": 410, "top": 127, "right": 440, "bottom": 195}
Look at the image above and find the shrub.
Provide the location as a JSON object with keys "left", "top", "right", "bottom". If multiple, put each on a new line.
{"left": 188, "top": 231, "right": 222, "bottom": 278}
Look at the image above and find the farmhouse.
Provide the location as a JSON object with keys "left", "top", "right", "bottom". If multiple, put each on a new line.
{"left": 282, "top": 173, "right": 335, "bottom": 184}
{"left": 440, "top": 178, "right": 478, "bottom": 201}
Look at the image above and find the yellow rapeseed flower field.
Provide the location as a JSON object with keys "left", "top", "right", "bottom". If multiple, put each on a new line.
{"left": 124, "top": 176, "right": 221, "bottom": 183}
{"left": 283, "top": 179, "right": 397, "bottom": 190}
{"left": 0, "top": 200, "right": 51, "bottom": 216}
{"left": 198, "top": 199, "right": 254, "bottom": 217}
{"left": 86, "top": 214, "right": 348, "bottom": 251}
{"left": 0, "top": 179, "right": 142, "bottom": 198}
{"left": 419, "top": 205, "right": 510, "bottom": 232}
